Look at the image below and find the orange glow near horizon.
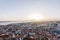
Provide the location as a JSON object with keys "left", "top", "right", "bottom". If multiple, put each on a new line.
{"left": 0, "top": 13, "right": 45, "bottom": 21}
{"left": 0, "top": 16, "right": 56, "bottom": 21}
{"left": 0, "top": 17, "right": 57, "bottom": 22}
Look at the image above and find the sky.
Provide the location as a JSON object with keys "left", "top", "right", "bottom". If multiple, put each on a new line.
{"left": 0, "top": 0, "right": 60, "bottom": 21}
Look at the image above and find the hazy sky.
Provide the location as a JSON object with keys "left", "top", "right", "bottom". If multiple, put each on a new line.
{"left": 0, "top": 0, "right": 60, "bottom": 21}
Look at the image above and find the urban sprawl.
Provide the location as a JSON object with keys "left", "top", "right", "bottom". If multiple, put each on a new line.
{"left": 0, "top": 21, "right": 60, "bottom": 40}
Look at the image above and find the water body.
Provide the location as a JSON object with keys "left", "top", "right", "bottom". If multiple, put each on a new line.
{"left": 0, "top": 21, "right": 21, "bottom": 25}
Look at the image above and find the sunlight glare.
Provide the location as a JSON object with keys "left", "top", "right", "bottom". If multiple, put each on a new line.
{"left": 29, "top": 13, "right": 44, "bottom": 21}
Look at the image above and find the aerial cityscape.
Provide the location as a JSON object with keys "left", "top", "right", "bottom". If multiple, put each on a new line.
{"left": 0, "top": 0, "right": 60, "bottom": 40}
{"left": 0, "top": 21, "right": 60, "bottom": 40}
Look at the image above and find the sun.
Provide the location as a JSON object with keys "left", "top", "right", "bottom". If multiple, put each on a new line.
{"left": 29, "top": 13, "right": 44, "bottom": 21}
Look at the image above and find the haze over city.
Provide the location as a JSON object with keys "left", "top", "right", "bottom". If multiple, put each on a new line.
{"left": 0, "top": 0, "right": 60, "bottom": 21}
{"left": 0, "top": 0, "right": 60, "bottom": 40}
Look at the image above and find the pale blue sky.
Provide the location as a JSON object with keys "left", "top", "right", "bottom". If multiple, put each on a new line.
{"left": 0, "top": 0, "right": 60, "bottom": 21}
